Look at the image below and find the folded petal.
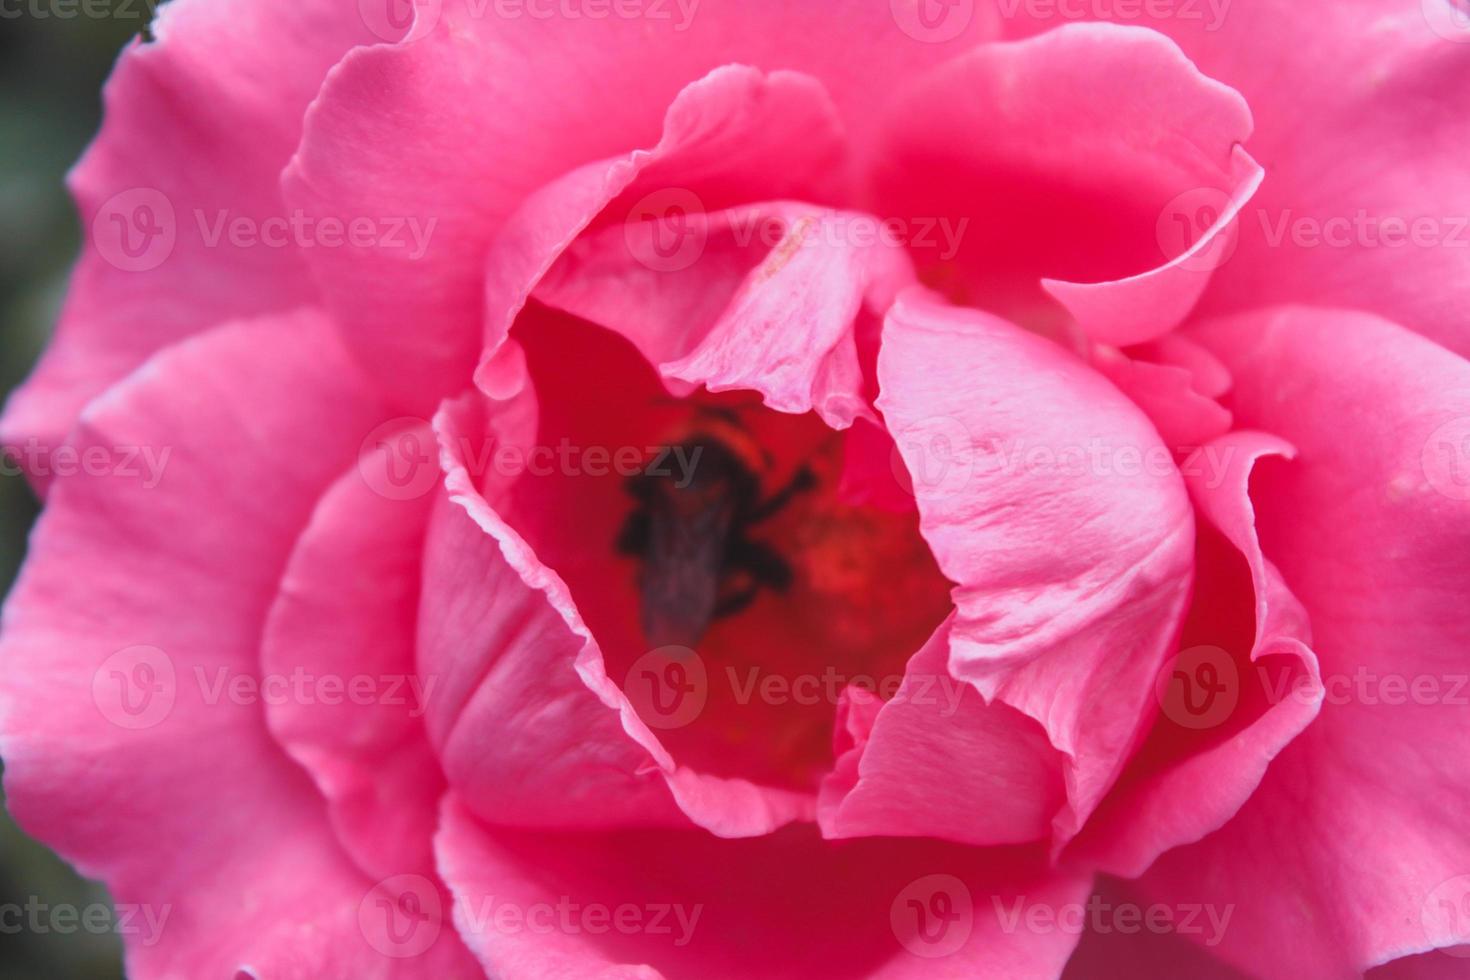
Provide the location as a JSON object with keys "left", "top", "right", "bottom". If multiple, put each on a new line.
{"left": 0, "top": 0, "right": 384, "bottom": 471}
{"left": 1065, "top": 430, "right": 1322, "bottom": 877}
{"left": 260, "top": 432, "right": 442, "bottom": 881}
{"left": 1087, "top": 344, "right": 1232, "bottom": 450}
{"left": 420, "top": 384, "right": 813, "bottom": 838}
{"left": 876, "top": 289, "right": 1195, "bottom": 849}
{"left": 1012, "top": 2, "right": 1470, "bottom": 359}
{"left": 1131, "top": 306, "right": 1470, "bottom": 975}
{"left": 819, "top": 615, "right": 1068, "bottom": 847}
{"left": 0, "top": 311, "right": 471, "bottom": 976}
{"left": 534, "top": 202, "right": 915, "bottom": 428}
{"left": 285, "top": 0, "right": 997, "bottom": 408}
{"left": 867, "top": 23, "right": 1258, "bottom": 345}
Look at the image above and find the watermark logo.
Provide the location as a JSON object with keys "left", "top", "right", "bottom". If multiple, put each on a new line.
{"left": 624, "top": 646, "right": 708, "bottom": 729}
{"left": 891, "top": 874, "right": 973, "bottom": 958}
{"left": 359, "top": 417, "right": 441, "bottom": 501}
{"left": 94, "top": 188, "right": 176, "bottom": 273}
{"left": 93, "top": 645, "right": 176, "bottom": 730}
{"left": 890, "top": 0, "right": 974, "bottom": 43}
{"left": 1156, "top": 644, "right": 1238, "bottom": 729}
{"left": 457, "top": 896, "right": 702, "bottom": 944}
{"left": 358, "top": 0, "right": 442, "bottom": 41}
{"left": 0, "top": 898, "right": 170, "bottom": 946}
{"left": 626, "top": 188, "right": 708, "bottom": 272}
{"left": 1422, "top": 875, "right": 1470, "bottom": 957}
{"left": 1422, "top": 417, "right": 1470, "bottom": 502}
{"left": 1157, "top": 186, "right": 1237, "bottom": 273}
{"left": 359, "top": 874, "right": 443, "bottom": 958}
{"left": 890, "top": 415, "right": 975, "bottom": 499}
{"left": 1423, "top": 0, "right": 1470, "bottom": 43}
{"left": 994, "top": 895, "right": 1234, "bottom": 946}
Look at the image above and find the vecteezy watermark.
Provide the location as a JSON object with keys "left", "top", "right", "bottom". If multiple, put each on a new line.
{"left": 1156, "top": 644, "right": 1239, "bottom": 730}
{"left": 1422, "top": 417, "right": 1470, "bottom": 502}
{"left": 484, "top": 0, "right": 700, "bottom": 29}
{"left": 1261, "top": 665, "right": 1470, "bottom": 709}
{"left": 891, "top": 875, "right": 974, "bottom": 958}
{"left": 93, "top": 645, "right": 177, "bottom": 730}
{"left": 993, "top": 895, "right": 1234, "bottom": 947}
{"left": 1157, "top": 186, "right": 1240, "bottom": 273}
{"left": 359, "top": 875, "right": 443, "bottom": 959}
{"left": 357, "top": 416, "right": 707, "bottom": 501}
{"left": 358, "top": 0, "right": 699, "bottom": 43}
{"left": 622, "top": 647, "right": 972, "bottom": 731}
{"left": 92, "top": 647, "right": 438, "bottom": 730}
{"left": 0, "top": 0, "right": 160, "bottom": 19}
{"left": 1423, "top": 0, "right": 1470, "bottom": 43}
{"left": 193, "top": 209, "right": 437, "bottom": 259}
{"left": 0, "top": 897, "right": 171, "bottom": 947}
{"left": 1256, "top": 210, "right": 1470, "bottom": 251}
{"left": 1423, "top": 875, "right": 1470, "bottom": 958}
{"left": 1, "top": 437, "right": 171, "bottom": 488}
{"left": 720, "top": 210, "right": 970, "bottom": 263}
{"left": 995, "top": 0, "right": 1231, "bottom": 29}
{"left": 624, "top": 188, "right": 710, "bottom": 273}
{"left": 358, "top": 874, "right": 702, "bottom": 957}
{"left": 889, "top": 419, "right": 1242, "bottom": 500}
{"left": 192, "top": 666, "right": 436, "bottom": 717}
{"left": 457, "top": 895, "right": 703, "bottom": 946}
{"left": 91, "top": 189, "right": 438, "bottom": 272}
{"left": 624, "top": 646, "right": 709, "bottom": 730}
{"left": 890, "top": 0, "right": 975, "bottom": 43}
{"left": 1159, "top": 193, "right": 1470, "bottom": 273}
{"left": 622, "top": 191, "right": 971, "bottom": 274}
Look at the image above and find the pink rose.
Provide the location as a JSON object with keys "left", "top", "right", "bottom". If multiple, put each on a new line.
{"left": 4, "top": 1, "right": 1469, "bottom": 976}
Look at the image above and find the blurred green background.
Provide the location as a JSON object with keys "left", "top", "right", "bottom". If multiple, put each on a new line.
{"left": 1, "top": 4, "right": 152, "bottom": 977}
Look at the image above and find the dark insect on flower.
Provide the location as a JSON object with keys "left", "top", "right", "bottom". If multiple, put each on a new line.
{"left": 616, "top": 418, "right": 815, "bottom": 650}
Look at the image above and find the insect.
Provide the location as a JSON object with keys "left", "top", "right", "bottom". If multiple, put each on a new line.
{"left": 617, "top": 418, "right": 815, "bottom": 650}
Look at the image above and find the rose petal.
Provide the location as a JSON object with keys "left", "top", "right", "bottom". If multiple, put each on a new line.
{"left": 867, "top": 23, "right": 1258, "bottom": 345}
{"left": 420, "top": 387, "right": 814, "bottom": 838}
{"left": 818, "top": 615, "right": 1068, "bottom": 847}
{"left": 437, "top": 794, "right": 1091, "bottom": 979}
{"left": 1087, "top": 344, "right": 1232, "bottom": 450}
{"left": 260, "top": 434, "right": 442, "bottom": 881}
{"left": 285, "top": 0, "right": 997, "bottom": 409}
{"left": 0, "top": 0, "right": 383, "bottom": 475}
{"left": 1131, "top": 306, "right": 1470, "bottom": 975}
{"left": 0, "top": 311, "right": 471, "bottom": 976}
{"left": 1022, "top": 3, "right": 1470, "bottom": 359}
{"left": 876, "top": 288, "right": 1195, "bottom": 849}
{"left": 1065, "top": 430, "right": 1322, "bottom": 877}
{"left": 535, "top": 202, "right": 915, "bottom": 428}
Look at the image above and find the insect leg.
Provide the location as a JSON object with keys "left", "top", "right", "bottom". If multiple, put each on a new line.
{"left": 748, "top": 466, "right": 817, "bottom": 524}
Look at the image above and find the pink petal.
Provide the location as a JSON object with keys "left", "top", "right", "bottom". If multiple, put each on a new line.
{"left": 421, "top": 383, "right": 814, "bottom": 838}
{"left": 867, "top": 23, "right": 1257, "bottom": 345}
{"left": 285, "top": 0, "right": 997, "bottom": 409}
{"left": 437, "top": 794, "right": 1090, "bottom": 979}
{"left": 478, "top": 69, "right": 850, "bottom": 408}
{"left": 1087, "top": 344, "right": 1232, "bottom": 450}
{"left": 1042, "top": 147, "right": 1262, "bottom": 347}
{"left": 876, "top": 288, "right": 1195, "bottom": 849}
{"left": 535, "top": 202, "right": 915, "bottom": 429}
{"left": 1130, "top": 306, "right": 1470, "bottom": 975}
{"left": 0, "top": 312, "right": 470, "bottom": 976}
{"left": 0, "top": 0, "right": 383, "bottom": 474}
{"left": 818, "top": 615, "right": 1068, "bottom": 846}
{"left": 260, "top": 431, "right": 442, "bottom": 881}
{"left": 1065, "top": 430, "right": 1322, "bottom": 877}
{"left": 1042, "top": 2, "right": 1470, "bottom": 360}
{"left": 1059, "top": 877, "right": 1247, "bottom": 979}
